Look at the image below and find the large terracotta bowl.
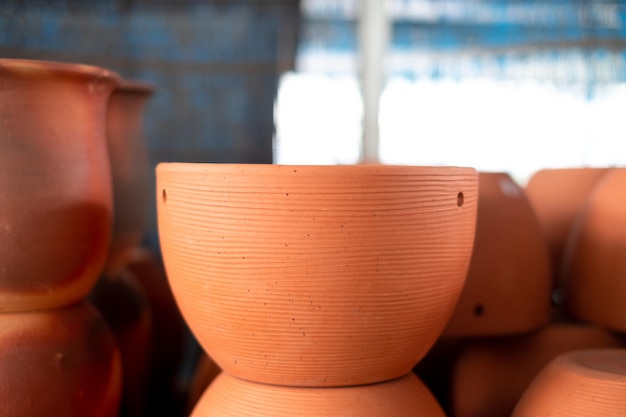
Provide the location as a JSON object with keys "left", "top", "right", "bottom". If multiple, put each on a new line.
{"left": 157, "top": 163, "right": 478, "bottom": 387}
{"left": 0, "top": 59, "right": 119, "bottom": 311}
{"left": 443, "top": 172, "right": 552, "bottom": 337}
{"left": 561, "top": 169, "right": 626, "bottom": 331}
{"left": 512, "top": 349, "right": 626, "bottom": 417}
{"left": 192, "top": 372, "right": 444, "bottom": 417}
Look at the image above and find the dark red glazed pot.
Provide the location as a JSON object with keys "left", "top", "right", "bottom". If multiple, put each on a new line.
{"left": 0, "top": 59, "right": 119, "bottom": 311}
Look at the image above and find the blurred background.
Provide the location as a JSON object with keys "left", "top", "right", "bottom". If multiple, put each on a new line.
{"left": 2, "top": 0, "right": 625, "bottom": 240}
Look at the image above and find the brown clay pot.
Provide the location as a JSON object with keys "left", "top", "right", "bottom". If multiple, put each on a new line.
{"left": 90, "top": 267, "right": 152, "bottom": 417}
{"left": 105, "top": 79, "right": 154, "bottom": 273}
{"left": 562, "top": 169, "right": 626, "bottom": 332}
{"left": 450, "top": 322, "right": 625, "bottom": 417}
{"left": 512, "top": 349, "right": 626, "bottom": 417}
{"left": 191, "top": 372, "right": 445, "bottom": 417}
{"left": 525, "top": 167, "right": 608, "bottom": 284}
{"left": 157, "top": 163, "right": 478, "bottom": 387}
{"left": 0, "top": 59, "right": 119, "bottom": 311}
{"left": 0, "top": 301, "right": 122, "bottom": 417}
{"left": 444, "top": 172, "right": 552, "bottom": 337}
{"left": 126, "top": 246, "right": 188, "bottom": 416}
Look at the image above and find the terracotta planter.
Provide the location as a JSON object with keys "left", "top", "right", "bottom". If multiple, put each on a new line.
{"left": 450, "top": 322, "right": 625, "bottom": 417}
{"left": 562, "top": 169, "right": 626, "bottom": 331}
{"left": 191, "top": 372, "right": 444, "bottom": 417}
{"left": 157, "top": 163, "right": 478, "bottom": 387}
{"left": 512, "top": 349, "right": 626, "bottom": 417}
{"left": 0, "top": 302, "right": 122, "bottom": 417}
{"left": 0, "top": 59, "right": 119, "bottom": 311}
{"left": 444, "top": 172, "right": 551, "bottom": 337}
{"left": 525, "top": 167, "right": 608, "bottom": 285}
{"left": 105, "top": 80, "right": 154, "bottom": 273}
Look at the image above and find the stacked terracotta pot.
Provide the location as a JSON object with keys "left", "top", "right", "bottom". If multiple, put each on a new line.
{"left": 508, "top": 168, "right": 626, "bottom": 416}
{"left": 0, "top": 59, "right": 122, "bottom": 416}
{"left": 416, "top": 170, "right": 626, "bottom": 417}
{"left": 157, "top": 164, "right": 478, "bottom": 416}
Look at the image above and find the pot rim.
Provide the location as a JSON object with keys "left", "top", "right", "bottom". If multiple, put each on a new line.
{"left": 0, "top": 58, "right": 120, "bottom": 84}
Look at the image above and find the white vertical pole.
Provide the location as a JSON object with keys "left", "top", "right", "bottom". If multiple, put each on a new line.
{"left": 358, "top": 0, "right": 390, "bottom": 164}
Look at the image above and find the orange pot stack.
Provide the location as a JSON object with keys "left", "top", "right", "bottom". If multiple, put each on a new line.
{"left": 157, "top": 164, "right": 478, "bottom": 416}
{"left": 0, "top": 59, "right": 122, "bottom": 417}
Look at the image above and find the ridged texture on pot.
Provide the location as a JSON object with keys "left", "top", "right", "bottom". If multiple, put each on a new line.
{"left": 444, "top": 172, "right": 551, "bottom": 336}
{"left": 450, "top": 322, "right": 625, "bottom": 417}
{"left": 512, "top": 349, "right": 626, "bottom": 417}
{"left": 563, "top": 168, "right": 626, "bottom": 331}
{"left": 191, "top": 372, "right": 445, "bottom": 417}
{"left": 157, "top": 163, "right": 478, "bottom": 387}
{"left": 0, "top": 59, "right": 119, "bottom": 311}
{"left": 0, "top": 301, "right": 122, "bottom": 417}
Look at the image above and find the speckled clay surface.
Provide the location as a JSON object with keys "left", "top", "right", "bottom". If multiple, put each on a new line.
{"left": 450, "top": 322, "right": 625, "bottom": 417}
{"left": 191, "top": 372, "right": 445, "bottom": 417}
{"left": 157, "top": 163, "right": 478, "bottom": 387}
{"left": 444, "top": 172, "right": 551, "bottom": 336}
{"left": 512, "top": 349, "right": 626, "bottom": 417}
{"left": 0, "top": 302, "right": 122, "bottom": 417}
{"left": 0, "top": 59, "right": 119, "bottom": 311}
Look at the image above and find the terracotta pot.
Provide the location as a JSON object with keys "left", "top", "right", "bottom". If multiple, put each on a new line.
{"left": 562, "top": 169, "right": 626, "bottom": 331}
{"left": 0, "top": 301, "right": 122, "bottom": 417}
{"left": 0, "top": 59, "right": 119, "bottom": 311}
{"left": 105, "top": 80, "right": 154, "bottom": 273}
{"left": 444, "top": 172, "right": 552, "bottom": 337}
{"left": 512, "top": 348, "right": 626, "bottom": 417}
{"left": 157, "top": 163, "right": 478, "bottom": 386}
{"left": 90, "top": 267, "right": 152, "bottom": 417}
{"left": 525, "top": 167, "right": 608, "bottom": 285}
{"left": 191, "top": 372, "right": 444, "bottom": 417}
{"left": 450, "top": 322, "right": 625, "bottom": 417}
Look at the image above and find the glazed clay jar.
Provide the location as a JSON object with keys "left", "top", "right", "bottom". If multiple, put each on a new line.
{"left": 450, "top": 321, "right": 625, "bottom": 417}
{"left": 525, "top": 167, "right": 608, "bottom": 284}
{"left": 443, "top": 172, "right": 552, "bottom": 337}
{"left": 0, "top": 59, "right": 119, "bottom": 311}
{"left": 192, "top": 372, "right": 444, "bottom": 417}
{"left": 105, "top": 80, "right": 154, "bottom": 273}
{"left": 0, "top": 302, "right": 122, "bottom": 417}
{"left": 157, "top": 163, "right": 478, "bottom": 387}
{"left": 512, "top": 349, "right": 626, "bottom": 417}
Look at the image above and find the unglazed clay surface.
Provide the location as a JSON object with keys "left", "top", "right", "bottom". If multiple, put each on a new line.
{"left": 562, "top": 169, "right": 626, "bottom": 332}
{"left": 191, "top": 372, "right": 445, "bottom": 417}
{"left": 0, "top": 59, "right": 119, "bottom": 311}
{"left": 525, "top": 168, "right": 608, "bottom": 284}
{"left": 512, "top": 349, "right": 626, "bottom": 417}
{"left": 157, "top": 163, "right": 478, "bottom": 386}
{"left": 444, "top": 172, "right": 551, "bottom": 336}
{"left": 450, "top": 322, "right": 626, "bottom": 417}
